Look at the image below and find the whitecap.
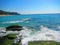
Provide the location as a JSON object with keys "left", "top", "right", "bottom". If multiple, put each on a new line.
{"left": 2, "top": 18, "right": 31, "bottom": 24}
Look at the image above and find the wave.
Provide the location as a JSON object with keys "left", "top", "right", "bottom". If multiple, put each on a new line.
{"left": 0, "top": 25, "right": 60, "bottom": 45}
{"left": 2, "top": 18, "right": 31, "bottom": 24}
{"left": 2, "top": 20, "right": 24, "bottom": 23}
{"left": 21, "top": 25, "right": 60, "bottom": 45}
{"left": 57, "top": 26, "right": 60, "bottom": 29}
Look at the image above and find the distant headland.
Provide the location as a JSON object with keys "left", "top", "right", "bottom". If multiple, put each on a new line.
{"left": 0, "top": 10, "right": 20, "bottom": 15}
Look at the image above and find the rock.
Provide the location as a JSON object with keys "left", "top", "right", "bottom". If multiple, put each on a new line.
{"left": 6, "top": 25, "right": 23, "bottom": 31}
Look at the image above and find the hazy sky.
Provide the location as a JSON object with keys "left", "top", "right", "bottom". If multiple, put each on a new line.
{"left": 0, "top": 0, "right": 60, "bottom": 14}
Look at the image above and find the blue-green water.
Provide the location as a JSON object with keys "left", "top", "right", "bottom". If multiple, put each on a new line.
{"left": 0, "top": 14, "right": 60, "bottom": 30}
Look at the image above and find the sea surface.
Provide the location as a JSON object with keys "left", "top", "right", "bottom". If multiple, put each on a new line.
{"left": 0, "top": 14, "right": 60, "bottom": 30}
{"left": 0, "top": 14, "right": 60, "bottom": 44}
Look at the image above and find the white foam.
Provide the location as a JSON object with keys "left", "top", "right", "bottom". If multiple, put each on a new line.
{"left": 21, "top": 25, "right": 60, "bottom": 45}
{"left": 2, "top": 20, "right": 24, "bottom": 23}
{"left": 2, "top": 18, "right": 31, "bottom": 24}
{"left": 0, "top": 25, "right": 60, "bottom": 45}
{"left": 57, "top": 26, "right": 60, "bottom": 29}
{"left": 22, "top": 18, "right": 31, "bottom": 21}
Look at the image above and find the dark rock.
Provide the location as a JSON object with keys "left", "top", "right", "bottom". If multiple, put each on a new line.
{"left": 6, "top": 25, "right": 23, "bottom": 31}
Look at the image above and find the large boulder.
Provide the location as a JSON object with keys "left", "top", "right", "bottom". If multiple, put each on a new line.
{"left": 6, "top": 25, "right": 23, "bottom": 31}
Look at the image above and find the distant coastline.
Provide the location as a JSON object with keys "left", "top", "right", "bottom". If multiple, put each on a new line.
{"left": 0, "top": 10, "right": 20, "bottom": 16}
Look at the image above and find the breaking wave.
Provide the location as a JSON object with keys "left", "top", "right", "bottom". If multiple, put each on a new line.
{"left": 21, "top": 25, "right": 60, "bottom": 45}
{"left": 0, "top": 25, "right": 60, "bottom": 45}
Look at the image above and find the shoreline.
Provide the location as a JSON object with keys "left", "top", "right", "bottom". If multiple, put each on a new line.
{"left": 0, "top": 15, "right": 14, "bottom": 16}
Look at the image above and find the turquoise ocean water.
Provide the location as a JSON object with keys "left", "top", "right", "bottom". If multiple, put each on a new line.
{"left": 0, "top": 14, "right": 60, "bottom": 30}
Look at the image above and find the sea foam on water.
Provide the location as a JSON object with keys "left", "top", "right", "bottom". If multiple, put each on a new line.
{"left": 21, "top": 25, "right": 60, "bottom": 45}
{"left": 0, "top": 25, "right": 60, "bottom": 45}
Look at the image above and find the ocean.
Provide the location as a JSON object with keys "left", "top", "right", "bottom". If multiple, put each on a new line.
{"left": 0, "top": 14, "right": 60, "bottom": 44}
{"left": 0, "top": 14, "right": 60, "bottom": 30}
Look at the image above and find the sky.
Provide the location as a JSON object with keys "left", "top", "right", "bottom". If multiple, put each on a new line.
{"left": 0, "top": 0, "right": 60, "bottom": 14}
